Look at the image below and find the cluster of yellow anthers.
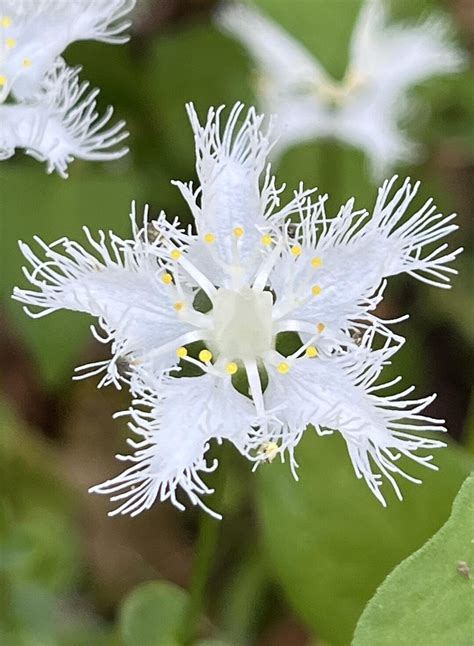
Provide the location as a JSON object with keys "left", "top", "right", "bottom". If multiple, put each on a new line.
{"left": 0, "top": 15, "right": 32, "bottom": 90}
{"left": 156, "top": 224, "right": 326, "bottom": 378}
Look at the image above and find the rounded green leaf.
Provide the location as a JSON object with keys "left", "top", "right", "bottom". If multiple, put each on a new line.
{"left": 257, "top": 430, "right": 472, "bottom": 645}
{"left": 119, "top": 581, "right": 188, "bottom": 646}
{"left": 353, "top": 472, "right": 474, "bottom": 645}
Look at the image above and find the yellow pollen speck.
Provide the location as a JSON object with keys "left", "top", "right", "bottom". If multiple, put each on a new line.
{"left": 199, "top": 349, "right": 213, "bottom": 363}
{"left": 317, "top": 322, "right": 326, "bottom": 333}
{"left": 173, "top": 301, "right": 184, "bottom": 311}
{"left": 291, "top": 245, "right": 302, "bottom": 257}
{"left": 277, "top": 361, "right": 290, "bottom": 374}
{"left": 261, "top": 234, "right": 272, "bottom": 246}
{"left": 226, "top": 362, "right": 238, "bottom": 375}
{"left": 0, "top": 75, "right": 6, "bottom": 87}
{"left": 311, "top": 256, "right": 322, "bottom": 268}
{"left": 312, "top": 285, "right": 322, "bottom": 296}
{"left": 5, "top": 37, "right": 16, "bottom": 48}
{"left": 161, "top": 273, "right": 173, "bottom": 285}
{"left": 170, "top": 249, "right": 182, "bottom": 261}
{"left": 1, "top": 16, "right": 12, "bottom": 28}
{"left": 204, "top": 232, "right": 216, "bottom": 244}
{"left": 233, "top": 227, "right": 244, "bottom": 238}
{"left": 306, "top": 346, "right": 318, "bottom": 358}
{"left": 22, "top": 58, "right": 32, "bottom": 68}
{"left": 259, "top": 441, "right": 279, "bottom": 462}
{"left": 176, "top": 346, "right": 188, "bottom": 358}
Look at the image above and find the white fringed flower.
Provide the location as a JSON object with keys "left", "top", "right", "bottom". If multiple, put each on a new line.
{"left": 0, "top": 58, "right": 129, "bottom": 177}
{"left": 0, "top": 0, "right": 134, "bottom": 175}
{"left": 217, "top": 1, "right": 465, "bottom": 178}
{"left": 14, "top": 103, "right": 461, "bottom": 517}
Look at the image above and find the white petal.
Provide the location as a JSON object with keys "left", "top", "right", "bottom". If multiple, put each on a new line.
{"left": 217, "top": 3, "right": 327, "bottom": 89}
{"left": 262, "top": 349, "right": 445, "bottom": 504}
{"left": 271, "top": 178, "right": 460, "bottom": 339}
{"left": 0, "top": 60, "right": 129, "bottom": 178}
{"left": 90, "top": 372, "right": 257, "bottom": 516}
{"left": 1, "top": 0, "right": 135, "bottom": 100}
{"left": 349, "top": 0, "right": 465, "bottom": 96}
{"left": 13, "top": 222, "right": 196, "bottom": 375}
{"left": 173, "top": 103, "right": 273, "bottom": 267}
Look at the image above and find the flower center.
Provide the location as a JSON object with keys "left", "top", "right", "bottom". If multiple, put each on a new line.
{"left": 211, "top": 287, "right": 273, "bottom": 361}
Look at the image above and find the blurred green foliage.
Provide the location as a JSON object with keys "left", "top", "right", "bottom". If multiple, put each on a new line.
{"left": 257, "top": 430, "right": 472, "bottom": 644}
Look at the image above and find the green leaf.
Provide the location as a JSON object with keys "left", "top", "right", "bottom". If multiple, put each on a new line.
{"left": 353, "top": 472, "right": 474, "bottom": 646}
{"left": 257, "top": 431, "right": 472, "bottom": 645}
{"left": 119, "top": 581, "right": 188, "bottom": 646}
{"left": 1, "top": 165, "right": 144, "bottom": 388}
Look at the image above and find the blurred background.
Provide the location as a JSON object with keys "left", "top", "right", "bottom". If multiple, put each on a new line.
{"left": 0, "top": 0, "right": 472, "bottom": 644}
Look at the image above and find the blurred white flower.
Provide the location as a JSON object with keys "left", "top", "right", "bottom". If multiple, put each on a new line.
{"left": 14, "top": 103, "right": 460, "bottom": 517}
{"left": 217, "top": 0, "right": 465, "bottom": 178}
{"left": 0, "top": 0, "right": 135, "bottom": 175}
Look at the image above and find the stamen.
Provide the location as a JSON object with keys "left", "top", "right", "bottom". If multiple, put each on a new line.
{"left": 170, "top": 249, "right": 182, "bottom": 261}
{"left": 5, "top": 37, "right": 16, "bottom": 48}
{"left": 258, "top": 442, "right": 279, "bottom": 462}
{"left": 0, "top": 75, "right": 7, "bottom": 87}
{"left": 291, "top": 245, "right": 302, "bottom": 257}
{"left": 23, "top": 58, "right": 32, "bottom": 68}
{"left": 277, "top": 361, "right": 290, "bottom": 374}
{"left": 203, "top": 233, "right": 216, "bottom": 244}
{"left": 317, "top": 322, "right": 326, "bottom": 333}
{"left": 233, "top": 227, "right": 244, "bottom": 238}
{"left": 306, "top": 346, "right": 318, "bottom": 358}
{"left": 1, "top": 16, "right": 12, "bottom": 28}
{"left": 173, "top": 301, "right": 185, "bottom": 311}
{"left": 261, "top": 234, "right": 273, "bottom": 246}
{"left": 225, "top": 362, "right": 238, "bottom": 375}
{"left": 311, "top": 285, "right": 322, "bottom": 296}
{"left": 176, "top": 347, "right": 188, "bottom": 358}
{"left": 311, "top": 256, "right": 322, "bottom": 268}
{"left": 199, "top": 349, "right": 213, "bottom": 363}
{"left": 161, "top": 273, "right": 173, "bottom": 285}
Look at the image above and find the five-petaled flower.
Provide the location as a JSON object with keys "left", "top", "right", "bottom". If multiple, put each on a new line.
{"left": 13, "top": 103, "right": 461, "bottom": 517}
{"left": 217, "top": 0, "right": 465, "bottom": 179}
{"left": 0, "top": 0, "right": 135, "bottom": 177}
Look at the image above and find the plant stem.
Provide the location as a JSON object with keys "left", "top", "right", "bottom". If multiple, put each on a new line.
{"left": 180, "top": 443, "right": 230, "bottom": 645}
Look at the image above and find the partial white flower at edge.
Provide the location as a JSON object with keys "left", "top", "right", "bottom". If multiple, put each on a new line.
{"left": 13, "top": 103, "right": 461, "bottom": 518}
{"left": 0, "top": 0, "right": 135, "bottom": 176}
{"left": 217, "top": 0, "right": 465, "bottom": 180}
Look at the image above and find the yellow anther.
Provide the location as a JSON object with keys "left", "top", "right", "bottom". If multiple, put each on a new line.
{"left": 306, "top": 346, "right": 318, "bottom": 358}
{"left": 311, "top": 256, "right": 322, "bottom": 268}
{"left": 317, "top": 322, "right": 326, "bottom": 333}
{"left": 199, "top": 349, "right": 213, "bottom": 363}
{"left": 161, "top": 273, "right": 173, "bottom": 285}
{"left": 291, "top": 245, "right": 302, "bottom": 257}
{"left": 1, "top": 16, "right": 12, "bottom": 28}
{"left": 261, "top": 234, "right": 273, "bottom": 246}
{"left": 225, "top": 362, "right": 238, "bottom": 375}
{"left": 5, "top": 37, "right": 16, "bottom": 48}
{"left": 311, "top": 285, "right": 322, "bottom": 296}
{"left": 22, "top": 58, "right": 32, "bottom": 68}
{"left": 173, "top": 301, "right": 184, "bottom": 311}
{"left": 204, "top": 232, "right": 216, "bottom": 244}
{"left": 259, "top": 441, "right": 279, "bottom": 462}
{"left": 0, "top": 75, "right": 6, "bottom": 87}
{"left": 176, "top": 346, "right": 188, "bottom": 358}
{"left": 277, "top": 361, "right": 290, "bottom": 374}
{"left": 170, "top": 249, "right": 182, "bottom": 261}
{"left": 233, "top": 227, "right": 244, "bottom": 238}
